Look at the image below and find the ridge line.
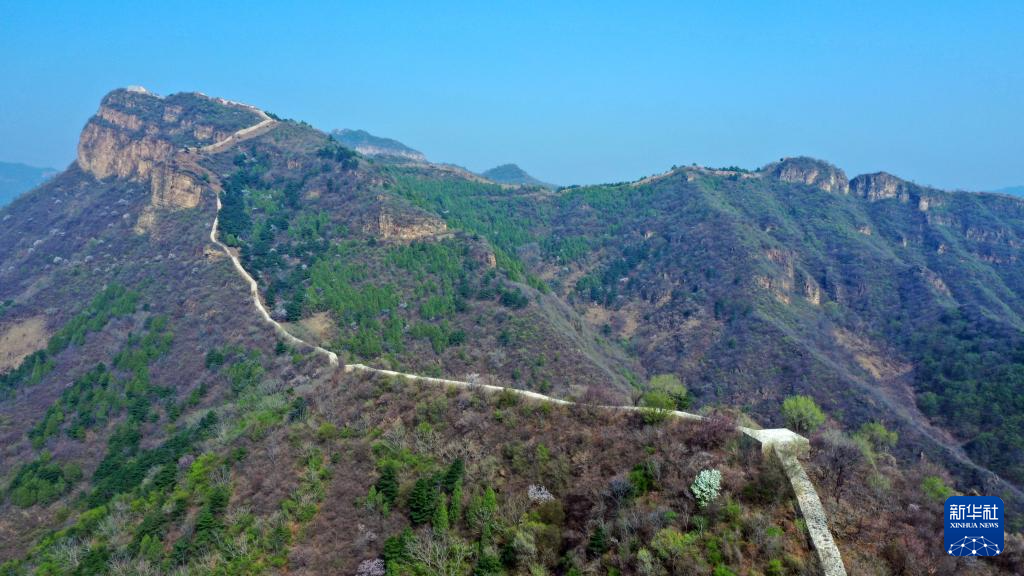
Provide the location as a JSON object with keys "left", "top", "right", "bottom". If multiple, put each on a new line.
{"left": 201, "top": 119, "right": 847, "bottom": 575}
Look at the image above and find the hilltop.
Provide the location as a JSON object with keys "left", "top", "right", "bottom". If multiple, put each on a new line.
{"left": 481, "top": 163, "right": 556, "bottom": 188}
{"left": 0, "top": 89, "right": 1022, "bottom": 574}
{"left": 331, "top": 128, "right": 426, "bottom": 162}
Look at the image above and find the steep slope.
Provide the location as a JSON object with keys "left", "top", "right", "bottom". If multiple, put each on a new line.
{"left": 205, "top": 134, "right": 638, "bottom": 399}
{"left": 0, "top": 161, "right": 56, "bottom": 207}
{"left": 481, "top": 163, "right": 556, "bottom": 188}
{"left": 384, "top": 157, "right": 1024, "bottom": 522}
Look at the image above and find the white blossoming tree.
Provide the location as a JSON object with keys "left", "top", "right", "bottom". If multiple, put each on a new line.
{"left": 691, "top": 469, "right": 722, "bottom": 509}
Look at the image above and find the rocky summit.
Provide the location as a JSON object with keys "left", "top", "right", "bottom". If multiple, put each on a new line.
{"left": 1, "top": 88, "right": 1024, "bottom": 575}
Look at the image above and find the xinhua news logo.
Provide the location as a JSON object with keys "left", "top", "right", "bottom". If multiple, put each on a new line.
{"left": 944, "top": 496, "right": 1004, "bottom": 557}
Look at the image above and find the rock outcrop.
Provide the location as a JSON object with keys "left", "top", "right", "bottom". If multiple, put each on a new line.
{"left": 849, "top": 171, "right": 915, "bottom": 202}
{"left": 763, "top": 157, "right": 849, "bottom": 194}
{"left": 76, "top": 88, "right": 267, "bottom": 231}
{"left": 849, "top": 172, "right": 943, "bottom": 214}
{"left": 373, "top": 211, "right": 447, "bottom": 240}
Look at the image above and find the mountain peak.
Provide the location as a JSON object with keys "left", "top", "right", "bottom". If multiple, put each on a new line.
{"left": 76, "top": 89, "right": 273, "bottom": 231}
{"left": 762, "top": 156, "right": 849, "bottom": 194}
{"left": 481, "top": 163, "right": 554, "bottom": 188}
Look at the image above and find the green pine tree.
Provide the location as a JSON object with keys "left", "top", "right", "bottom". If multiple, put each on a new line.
{"left": 587, "top": 524, "right": 609, "bottom": 558}
{"left": 376, "top": 464, "right": 399, "bottom": 506}
{"left": 450, "top": 480, "right": 463, "bottom": 527}
{"left": 408, "top": 477, "right": 437, "bottom": 525}
{"left": 443, "top": 458, "right": 465, "bottom": 492}
{"left": 433, "top": 493, "right": 450, "bottom": 533}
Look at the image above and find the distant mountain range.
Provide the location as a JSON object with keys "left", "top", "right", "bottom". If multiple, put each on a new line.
{"left": 0, "top": 161, "right": 56, "bottom": 206}
{"left": 330, "top": 128, "right": 426, "bottom": 161}
{"left": 332, "top": 129, "right": 553, "bottom": 188}
{"left": 481, "top": 163, "right": 556, "bottom": 188}
{"left": 993, "top": 185, "right": 1024, "bottom": 197}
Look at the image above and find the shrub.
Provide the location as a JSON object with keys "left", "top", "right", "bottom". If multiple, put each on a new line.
{"left": 855, "top": 421, "right": 898, "bottom": 451}
{"left": 814, "top": 430, "right": 865, "bottom": 504}
{"left": 766, "top": 558, "right": 785, "bottom": 576}
{"left": 204, "top": 349, "right": 225, "bottom": 370}
{"left": 781, "top": 395, "right": 825, "bottom": 434}
{"left": 586, "top": 524, "right": 609, "bottom": 557}
{"left": 692, "top": 469, "right": 722, "bottom": 509}
{"left": 920, "top": 476, "right": 955, "bottom": 502}
{"left": 693, "top": 412, "right": 737, "bottom": 449}
{"left": 651, "top": 527, "right": 697, "bottom": 560}
{"left": 317, "top": 422, "right": 340, "bottom": 442}
{"left": 628, "top": 462, "right": 658, "bottom": 496}
{"left": 636, "top": 548, "right": 657, "bottom": 576}
{"left": 640, "top": 389, "right": 675, "bottom": 411}
{"left": 647, "top": 374, "right": 690, "bottom": 409}
{"left": 5, "top": 454, "right": 81, "bottom": 508}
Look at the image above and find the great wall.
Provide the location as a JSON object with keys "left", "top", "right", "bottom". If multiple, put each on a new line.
{"left": 205, "top": 109, "right": 849, "bottom": 576}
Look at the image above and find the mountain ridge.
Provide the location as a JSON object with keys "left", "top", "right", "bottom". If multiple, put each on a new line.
{"left": 2, "top": 88, "right": 1024, "bottom": 574}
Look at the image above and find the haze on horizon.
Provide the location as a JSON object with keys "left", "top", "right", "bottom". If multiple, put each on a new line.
{"left": 1, "top": 1, "right": 1022, "bottom": 190}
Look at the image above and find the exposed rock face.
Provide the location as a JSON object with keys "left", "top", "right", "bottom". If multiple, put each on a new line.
{"left": 77, "top": 120, "right": 175, "bottom": 182}
{"left": 800, "top": 272, "right": 822, "bottom": 305}
{"left": 758, "top": 248, "right": 795, "bottom": 303}
{"left": 763, "top": 157, "right": 849, "bottom": 194}
{"left": 849, "top": 171, "right": 941, "bottom": 213}
{"left": 757, "top": 248, "right": 821, "bottom": 305}
{"left": 368, "top": 210, "right": 447, "bottom": 241}
{"left": 469, "top": 242, "right": 497, "bottom": 268}
{"left": 849, "top": 172, "right": 912, "bottom": 201}
{"left": 76, "top": 88, "right": 266, "bottom": 230}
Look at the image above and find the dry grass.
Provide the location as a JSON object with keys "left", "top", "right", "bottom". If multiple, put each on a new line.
{"left": 0, "top": 315, "right": 48, "bottom": 372}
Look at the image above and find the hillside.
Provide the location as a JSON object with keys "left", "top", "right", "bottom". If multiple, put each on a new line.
{"left": 0, "top": 161, "right": 56, "bottom": 206}
{"left": 382, "top": 159, "right": 1024, "bottom": 506}
{"left": 481, "top": 163, "right": 555, "bottom": 188}
{"left": 0, "top": 89, "right": 1023, "bottom": 575}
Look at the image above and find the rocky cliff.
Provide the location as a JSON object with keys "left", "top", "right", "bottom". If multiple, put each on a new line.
{"left": 76, "top": 88, "right": 266, "bottom": 230}
{"left": 763, "top": 156, "right": 850, "bottom": 193}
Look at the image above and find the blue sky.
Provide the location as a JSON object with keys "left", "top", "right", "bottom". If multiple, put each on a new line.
{"left": 1, "top": 1, "right": 1022, "bottom": 189}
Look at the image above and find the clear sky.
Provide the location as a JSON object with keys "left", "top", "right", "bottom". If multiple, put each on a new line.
{"left": 1, "top": 1, "right": 1022, "bottom": 190}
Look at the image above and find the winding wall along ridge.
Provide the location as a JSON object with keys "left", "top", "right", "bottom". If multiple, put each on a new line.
{"left": 202, "top": 114, "right": 847, "bottom": 576}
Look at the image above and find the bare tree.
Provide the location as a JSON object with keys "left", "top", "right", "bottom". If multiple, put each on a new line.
{"left": 407, "top": 530, "right": 472, "bottom": 576}
{"left": 813, "top": 429, "right": 864, "bottom": 504}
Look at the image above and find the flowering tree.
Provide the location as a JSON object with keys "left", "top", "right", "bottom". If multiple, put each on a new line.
{"left": 691, "top": 469, "right": 722, "bottom": 509}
